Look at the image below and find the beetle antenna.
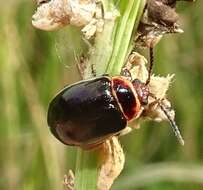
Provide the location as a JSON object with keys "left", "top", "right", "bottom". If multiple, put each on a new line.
{"left": 149, "top": 94, "right": 184, "bottom": 145}
{"left": 146, "top": 47, "right": 154, "bottom": 85}
{"left": 158, "top": 100, "right": 185, "bottom": 146}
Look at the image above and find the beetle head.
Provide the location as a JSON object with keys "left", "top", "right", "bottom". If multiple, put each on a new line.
{"left": 132, "top": 79, "right": 149, "bottom": 106}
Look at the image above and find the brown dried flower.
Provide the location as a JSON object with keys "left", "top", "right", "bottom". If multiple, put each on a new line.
{"left": 32, "top": 0, "right": 104, "bottom": 38}
{"left": 97, "top": 137, "right": 125, "bottom": 190}
{"left": 127, "top": 52, "right": 175, "bottom": 123}
{"left": 135, "top": 0, "right": 195, "bottom": 48}
{"left": 32, "top": 0, "right": 118, "bottom": 39}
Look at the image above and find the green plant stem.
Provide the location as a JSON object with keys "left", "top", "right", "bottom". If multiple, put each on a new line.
{"left": 75, "top": 149, "right": 100, "bottom": 190}
{"left": 88, "top": 0, "right": 117, "bottom": 75}
{"left": 106, "top": 0, "right": 146, "bottom": 75}
{"left": 74, "top": 0, "right": 146, "bottom": 189}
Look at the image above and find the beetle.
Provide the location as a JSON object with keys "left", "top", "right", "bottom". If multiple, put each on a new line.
{"left": 47, "top": 75, "right": 149, "bottom": 148}
{"left": 47, "top": 51, "right": 184, "bottom": 149}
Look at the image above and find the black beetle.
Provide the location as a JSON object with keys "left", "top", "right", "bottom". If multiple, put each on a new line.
{"left": 47, "top": 51, "right": 184, "bottom": 149}
{"left": 47, "top": 75, "right": 149, "bottom": 148}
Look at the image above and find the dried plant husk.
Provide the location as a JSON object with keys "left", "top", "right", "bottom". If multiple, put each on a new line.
{"left": 97, "top": 137, "right": 125, "bottom": 190}
{"left": 127, "top": 52, "right": 176, "bottom": 124}
{"left": 135, "top": 0, "right": 190, "bottom": 48}
{"left": 32, "top": 0, "right": 118, "bottom": 39}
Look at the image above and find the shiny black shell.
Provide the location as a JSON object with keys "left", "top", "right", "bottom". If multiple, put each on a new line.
{"left": 47, "top": 76, "right": 127, "bottom": 147}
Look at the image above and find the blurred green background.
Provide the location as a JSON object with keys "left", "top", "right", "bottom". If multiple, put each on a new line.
{"left": 0, "top": 1, "right": 203, "bottom": 190}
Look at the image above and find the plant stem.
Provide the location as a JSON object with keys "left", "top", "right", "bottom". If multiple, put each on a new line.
{"left": 88, "top": 0, "right": 117, "bottom": 75}
{"left": 106, "top": 0, "right": 146, "bottom": 75}
{"left": 75, "top": 149, "right": 100, "bottom": 190}
{"left": 74, "top": 0, "right": 146, "bottom": 189}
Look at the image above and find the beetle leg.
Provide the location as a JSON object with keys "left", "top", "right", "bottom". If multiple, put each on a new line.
{"left": 76, "top": 53, "right": 97, "bottom": 78}
{"left": 76, "top": 54, "right": 87, "bottom": 79}
{"left": 120, "top": 67, "right": 132, "bottom": 81}
{"left": 91, "top": 62, "right": 97, "bottom": 77}
{"left": 146, "top": 47, "right": 154, "bottom": 85}
{"left": 121, "top": 53, "right": 137, "bottom": 80}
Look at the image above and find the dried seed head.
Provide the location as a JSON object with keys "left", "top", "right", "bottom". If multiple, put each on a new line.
{"left": 127, "top": 52, "right": 174, "bottom": 120}
{"left": 32, "top": 0, "right": 104, "bottom": 38}
{"left": 32, "top": 0, "right": 70, "bottom": 31}
{"left": 135, "top": 0, "right": 194, "bottom": 48}
{"left": 32, "top": 0, "right": 119, "bottom": 38}
{"left": 147, "top": 0, "right": 179, "bottom": 26}
{"left": 98, "top": 137, "right": 125, "bottom": 190}
{"left": 135, "top": 22, "right": 183, "bottom": 48}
